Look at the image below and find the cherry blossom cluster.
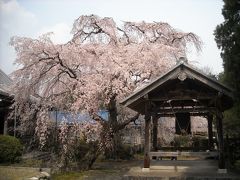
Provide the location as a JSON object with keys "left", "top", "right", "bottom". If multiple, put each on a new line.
{"left": 10, "top": 15, "right": 201, "bottom": 150}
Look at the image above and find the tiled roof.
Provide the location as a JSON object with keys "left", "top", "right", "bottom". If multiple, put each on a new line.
{"left": 0, "top": 69, "right": 12, "bottom": 94}
{"left": 0, "top": 69, "right": 12, "bottom": 85}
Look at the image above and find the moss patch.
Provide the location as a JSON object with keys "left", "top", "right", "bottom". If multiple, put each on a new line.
{"left": 52, "top": 169, "right": 121, "bottom": 180}
{"left": 0, "top": 166, "right": 44, "bottom": 180}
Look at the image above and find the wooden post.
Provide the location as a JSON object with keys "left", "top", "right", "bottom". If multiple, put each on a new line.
{"left": 207, "top": 114, "right": 214, "bottom": 150}
{"left": 216, "top": 111, "right": 225, "bottom": 169}
{"left": 144, "top": 100, "right": 151, "bottom": 169}
{"left": 226, "top": 134, "right": 231, "bottom": 168}
{"left": 152, "top": 115, "right": 158, "bottom": 152}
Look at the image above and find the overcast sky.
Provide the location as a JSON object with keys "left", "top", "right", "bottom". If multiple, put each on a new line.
{"left": 0, "top": 0, "right": 224, "bottom": 75}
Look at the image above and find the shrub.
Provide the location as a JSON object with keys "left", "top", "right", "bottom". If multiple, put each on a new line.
{"left": 116, "top": 144, "right": 133, "bottom": 160}
{"left": 72, "top": 139, "right": 90, "bottom": 161}
{"left": 227, "top": 138, "right": 240, "bottom": 168}
{"left": 0, "top": 135, "right": 23, "bottom": 163}
{"left": 173, "top": 135, "right": 191, "bottom": 147}
{"left": 192, "top": 136, "right": 209, "bottom": 151}
{"left": 105, "top": 144, "right": 133, "bottom": 160}
{"left": 234, "top": 160, "right": 240, "bottom": 171}
{"left": 57, "top": 138, "right": 100, "bottom": 171}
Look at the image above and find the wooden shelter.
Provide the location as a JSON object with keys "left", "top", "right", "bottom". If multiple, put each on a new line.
{"left": 121, "top": 61, "right": 233, "bottom": 170}
{"left": 0, "top": 69, "right": 13, "bottom": 135}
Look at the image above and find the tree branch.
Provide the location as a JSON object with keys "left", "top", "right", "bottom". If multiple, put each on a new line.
{"left": 113, "top": 113, "right": 140, "bottom": 132}
{"left": 90, "top": 112, "right": 106, "bottom": 125}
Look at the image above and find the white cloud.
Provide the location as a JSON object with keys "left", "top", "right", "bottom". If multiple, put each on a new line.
{"left": 0, "top": 0, "right": 37, "bottom": 74}
{"left": 0, "top": 0, "right": 224, "bottom": 75}
{"left": 0, "top": 0, "right": 37, "bottom": 35}
{"left": 37, "top": 23, "right": 72, "bottom": 44}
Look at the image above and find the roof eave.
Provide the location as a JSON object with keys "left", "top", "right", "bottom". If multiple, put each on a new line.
{"left": 120, "top": 62, "right": 234, "bottom": 109}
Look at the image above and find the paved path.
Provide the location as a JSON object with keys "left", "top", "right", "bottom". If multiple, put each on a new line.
{"left": 124, "top": 160, "right": 240, "bottom": 179}
{"left": 90, "top": 160, "right": 239, "bottom": 179}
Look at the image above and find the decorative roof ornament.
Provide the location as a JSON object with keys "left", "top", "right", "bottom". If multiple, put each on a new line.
{"left": 178, "top": 71, "right": 187, "bottom": 81}
{"left": 176, "top": 57, "right": 188, "bottom": 65}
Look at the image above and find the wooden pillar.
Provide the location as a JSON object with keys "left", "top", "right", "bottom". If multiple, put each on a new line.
{"left": 216, "top": 111, "right": 225, "bottom": 169}
{"left": 144, "top": 101, "right": 151, "bottom": 168}
{"left": 152, "top": 115, "right": 158, "bottom": 151}
{"left": 207, "top": 114, "right": 214, "bottom": 150}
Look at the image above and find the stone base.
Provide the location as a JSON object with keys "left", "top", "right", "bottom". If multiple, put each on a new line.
{"left": 218, "top": 169, "right": 227, "bottom": 173}
{"left": 142, "top": 168, "right": 150, "bottom": 172}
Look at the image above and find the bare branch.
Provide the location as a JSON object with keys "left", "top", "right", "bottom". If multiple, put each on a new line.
{"left": 113, "top": 113, "right": 140, "bottom": 132}
{"left": 90, "top": 112, "right": 106, "bottom": 125}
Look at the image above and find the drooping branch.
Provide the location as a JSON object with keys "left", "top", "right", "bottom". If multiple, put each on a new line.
{"left": 172, "top": 32, "right": 202, "bottom": 51}
{"left": 117, "top": 27, "right": 130, "bottom": 45}
{"left": 113, "top": 113, "right": 140, "bottom": 132}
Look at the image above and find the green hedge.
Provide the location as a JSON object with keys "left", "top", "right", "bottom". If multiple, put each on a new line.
{"left": 0, "top": 135, "right": 23, "bottom": 163}
{"left": 192, "top": 136, "right": 209, "bottom": 151}
{"left": 105, "top": 144, "right": 133, "bottom": 160}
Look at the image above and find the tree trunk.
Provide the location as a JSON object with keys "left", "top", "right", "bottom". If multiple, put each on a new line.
{"left": 106, "top": 96, "right": 140, "bottom": 159}
{"left": 108, "top": 97, "right": 120, "bottom": 159}
{"left": 87, "top": 150, "right": 101, "bottom": 170}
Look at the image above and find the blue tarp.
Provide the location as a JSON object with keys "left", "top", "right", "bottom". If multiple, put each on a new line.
{"left": 49, "top": 110, "right": 109, "bottom": 125}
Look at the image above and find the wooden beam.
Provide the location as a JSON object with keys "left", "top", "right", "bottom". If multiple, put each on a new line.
{"left": 149, "top": 96, "right": 214, "bottom": 102}
{"left": 185, "top": 68, "right": 233, "bottom": 98}
{"left": 216, "top": 110, "right": 225, "bottom": 169}
{"left": 189, "top": 112, "right": 209, "bottom": 117}
{"left": 207, "top": 114, "right": 214, "bottom": 150}
{"left": 155, "top": 107, "right": 216, "bottom": 114}
{"left": 157, "top": 112, "right": 208, "bottom": 117}
{"left": 144, "top": 94, "right": 149, "bottom": 100}
{"left": 154, "top": 100, "right": 210, "bottom": 108}
{"left": 152, "top": 115, "right": 158, "bottom": 151}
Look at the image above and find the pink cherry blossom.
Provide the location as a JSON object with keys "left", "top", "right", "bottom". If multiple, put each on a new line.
{"left": 10, "top": 15, "right": 201, "bottom": 151}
